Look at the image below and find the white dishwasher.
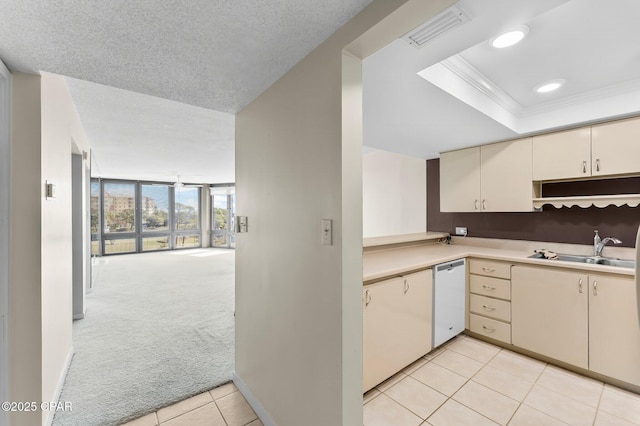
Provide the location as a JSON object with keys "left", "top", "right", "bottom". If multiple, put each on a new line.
{"left": 433, "top": 258, "right": 466, "bottom": 347}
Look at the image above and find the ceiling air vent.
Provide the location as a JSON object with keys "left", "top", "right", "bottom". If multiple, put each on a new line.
{"left": 402, "top": 5, "right": 470, "bottom": 48}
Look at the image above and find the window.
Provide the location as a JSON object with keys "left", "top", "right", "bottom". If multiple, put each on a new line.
{"left": 92, "top": 180, "right": 204, "bottom": 255}
{"left": 90, "top": 179, "right": 101, "bottom": 255}
{"left": 211, "top": 186, "right": 235, "bottom": 248}
{"left": 103, "top": 182, "right": 136, "bottom": 233}
{"left": 175, "top": 187, "right": 200, "bottom": 231}
{"left": 141, "top": 184, "right": 169, "bottom": 232}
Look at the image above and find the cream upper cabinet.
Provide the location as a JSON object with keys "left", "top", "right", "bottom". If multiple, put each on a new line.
{"left": 480, "top": 138, "right": 533, "bottom": 212}
{"left": 440, "top": 147, "right": 481, "bottom": 212}
{"left": 363, "top": 269, "right": 432, "bottom": 392}
{"left": 511, "top": 265, "right": 589, "bottom": 369}
{"left": 440, "top": 138, "right": 532, "bottom": 212}
{"left": 591, "top": 116, "right": 640, "bottom": 177}
{"left": 589, "top": 273, "right": 640, "bottom": 387}
{"left": 532, "top": 127, "right": 591, "bottom": 180}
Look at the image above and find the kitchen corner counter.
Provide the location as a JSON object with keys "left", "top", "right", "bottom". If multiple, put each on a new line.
{"left": 363, "top": 232, "right": 448, "bottom": 249}
{"left": 363, "top": 241, "right": 635, "bottom": 283}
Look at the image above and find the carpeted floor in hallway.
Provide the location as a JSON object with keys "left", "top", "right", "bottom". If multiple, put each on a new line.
{"left": 53, "top": 248, "right": 235, "bottom": 426}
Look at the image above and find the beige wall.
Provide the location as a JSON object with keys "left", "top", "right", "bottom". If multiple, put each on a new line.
{"left": 0, "top": 59, "right": 10, "bottom": 426}
{"left": 234, "top": 1, "right": 454, "bottom": 424}
{"left": 8, "top": 72, "right": 90, "bottom": 425}
{"left": 9, "top": 72, "right": 44, "bottom": 426}
{"left": 40, "top": 73, "right": 91, "bottom": 423}
{"left": 363, "top": 150, "right": 426, "bottom": 238}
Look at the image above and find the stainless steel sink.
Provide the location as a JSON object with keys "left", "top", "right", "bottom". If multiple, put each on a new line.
{"left": 528, "top": 253, "right": 636, "bottom": 269}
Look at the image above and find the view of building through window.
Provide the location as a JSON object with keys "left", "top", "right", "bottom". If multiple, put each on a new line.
{"left": 90, "top": 179, "right": 203, "bottom": 255}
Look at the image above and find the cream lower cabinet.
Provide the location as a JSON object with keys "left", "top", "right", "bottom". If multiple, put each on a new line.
{"left": 589, "top": 273, "right": 640, "bottom": 386}
{"left": 512, "top": 266, "right": 640, "bottom": 387}
{"left": 363, "top": 269, "right": 432, "bottom": 392}
{"left": 511, "top": 266, "right": 589, "bottom": 369}
{"left": 468, "top": 259, "right": 513, "bottom": 344}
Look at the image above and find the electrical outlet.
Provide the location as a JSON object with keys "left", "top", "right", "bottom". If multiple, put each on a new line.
{"left": 455, "top": 226, "right": 467, "bottom": 236}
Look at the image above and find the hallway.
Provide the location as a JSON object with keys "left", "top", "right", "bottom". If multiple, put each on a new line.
{"left": 54, "top": 249, "right": 235, "bottom": 425}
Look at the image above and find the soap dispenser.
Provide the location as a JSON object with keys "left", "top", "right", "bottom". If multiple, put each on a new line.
{"left": 594, "top": 230, "right": 601, "bottom": 256}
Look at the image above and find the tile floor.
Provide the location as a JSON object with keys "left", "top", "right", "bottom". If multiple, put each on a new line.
{"left": 123, "top": 334, "right": 640, "bottom": 426}
{"left": 364, "top": 334, "right": 640, "bottom": 426}
{"left": 121, "top": 382, "right": 262, "bottom": 426}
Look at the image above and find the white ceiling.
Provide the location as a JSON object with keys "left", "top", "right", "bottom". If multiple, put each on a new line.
{"left": 363, "top": 0, "right": 640, "bottom": 159}
{"left": 66, "top": 77, "right": 235, "bottom": 183}
{"left": 0, "top": 0, "right": 372, "bottom": 183}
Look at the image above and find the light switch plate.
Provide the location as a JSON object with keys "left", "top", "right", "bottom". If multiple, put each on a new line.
{"left": 321, "top": 219, "right": 333, "bottom": 245}
{"left": 236, "top": 216, "right": 248, "bottom": 233}
{"left": 45, "top": 181, "right": 56, "bottom": 199}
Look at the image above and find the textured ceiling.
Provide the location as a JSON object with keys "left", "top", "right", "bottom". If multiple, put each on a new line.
{"left": 1, "top": 0, "right": 372, "bottom": 113}
{"left": 0, "top": 0, "right": 372, "bottom": 183}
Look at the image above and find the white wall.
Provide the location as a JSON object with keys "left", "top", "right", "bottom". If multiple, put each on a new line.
{"left": 7, "top": 72, "right": 90, "bottom": 426}
{"left": 234, "top": 1, "right": 454, "bottom": 425}
{"left": 0, "top": 59, "right": 11, "bottom": 426}
{"left": 363, "top": 150, "right": 426, "bottom": 238}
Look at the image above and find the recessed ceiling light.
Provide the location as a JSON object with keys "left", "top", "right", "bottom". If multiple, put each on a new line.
{"left": 492, "top": 25, "right": 529, "bottom": 48}
{"left": 534, "top": 79, "right": 566, "bottom": 93}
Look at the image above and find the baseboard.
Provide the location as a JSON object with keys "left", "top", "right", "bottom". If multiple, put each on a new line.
{"left": 45, "top": 348, "right": 74, "bottom": 426}
{"left": 73, "top": 312, "right": 85, "bottom": 320}
{"left": 233, "top": 371, "right": 274, "bottom": 426}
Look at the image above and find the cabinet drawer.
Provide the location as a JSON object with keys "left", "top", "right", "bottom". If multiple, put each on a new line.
{"left": 469, "top": 259, "right": 511, "bottom": 279}
{"left": 470, "top": 275, "right": 511, "bottom": 300}
{"left": 470, "top": 294, "right": 511, "bottom": 322}
{"left": 470, "top": 314, "right": 511, "bottom": 344}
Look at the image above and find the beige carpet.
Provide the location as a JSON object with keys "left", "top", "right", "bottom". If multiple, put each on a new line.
{"left": 53, "top": 249, "right": 235, "bottom": 426}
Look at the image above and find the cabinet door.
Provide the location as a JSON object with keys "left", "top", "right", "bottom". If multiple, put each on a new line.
{"left": 532, "top": 128, "right": 591, "bottom": 180}
{"left": 512, "top": 266, "right": 588, "bottom": 369}
{"left": 589, "top": 274, "right": 640, "bottom": 386}
{"left": 440, "top": 147, "right": 480, "bottom": 212}
{"left": 362, "top": 271, "right": 432, "bottom": 392}
{"left": 363, "top": 277, "right": 404, "bottom": 391}
{"left": 592, "top": 117, "right": 640, "bottom": 176}
{"left": 400, "top": 270, "right": 432, "bottom": 362}
{"left": 480, "top": 138, "right": 533, "bottom": 212}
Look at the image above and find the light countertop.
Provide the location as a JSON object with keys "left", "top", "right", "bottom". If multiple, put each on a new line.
{"left": 363, "top": 232, "right": 448, "bottom": 249}
{"left": 363, "top": 241, "right": 635, "bottom": 283}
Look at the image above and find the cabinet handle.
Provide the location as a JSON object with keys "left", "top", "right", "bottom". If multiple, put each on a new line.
{"left": 482, "top": 199, "right": 487, "bottom": 210}
{"left": 482, "top": 325, "right": 496, "bottom": 333}
{"left": 482, "top": 267, "right": 496, "bottom": 273}
{"left": 595, "top": 159, "right": 600, "bottom": 172}
{"left": 582, "top": 161, "right": 587, "bottom": 173}
{"left": 404, "top": 279, "right": 409, "bottom": 294}
{"left": 474, "top": 199, "right": 479, "bottom": 210}
{"left": 482, "top": 304, "right": 496, "bottom": 311}
{"left": 482, "top": 285, "right": 496, "bottom": 291}
{"left": 593, "top": 280, "right": 598, "bottom": 296}
{"left": 578, "top": 277, "right": 583, "bottom": 293}
{"left": 365, "top": 290, "right": 371, "bottom": 306}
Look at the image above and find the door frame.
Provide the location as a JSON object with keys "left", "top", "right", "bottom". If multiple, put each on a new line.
{"left": 0, "top": 59, "right": 11, "bottom": 426}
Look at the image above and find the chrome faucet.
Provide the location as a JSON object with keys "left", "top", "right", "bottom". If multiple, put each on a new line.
{"left": 594, "top": 230, "right": 622, "bottom": 257}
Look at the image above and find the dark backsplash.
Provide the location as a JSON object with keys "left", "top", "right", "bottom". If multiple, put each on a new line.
{"left": 426, "top": 159, "right": 640, "bottom": 248}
